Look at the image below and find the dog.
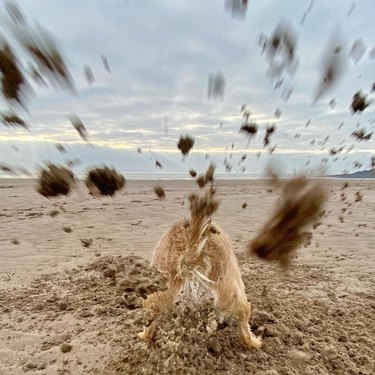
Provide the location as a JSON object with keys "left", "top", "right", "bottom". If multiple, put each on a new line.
{"left": 138, "top": 189, "right": 262, "bottom": 349}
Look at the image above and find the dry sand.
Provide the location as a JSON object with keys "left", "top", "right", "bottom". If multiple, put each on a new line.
{"left": 0, "top": 178, "right": 374, "bottom": 374}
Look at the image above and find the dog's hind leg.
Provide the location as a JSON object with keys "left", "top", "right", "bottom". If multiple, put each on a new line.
{"left": 138, "top": 277, "right": 183, "bottom": 341}
{"left": 143, "top": 277, "right": 182, "bottom": 312}
{"left": 214, "top": 280, "right": 262, "bottom": 349}
{"left": 234, "top": 298, "right": 262, "bottom": 349}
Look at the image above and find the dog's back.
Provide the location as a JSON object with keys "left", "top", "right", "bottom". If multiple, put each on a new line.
{"left": 152, "top": 220, "right": 244, "bottom": 290}
{"left": 145, "top": 219, "right": 261, "bottom": 348}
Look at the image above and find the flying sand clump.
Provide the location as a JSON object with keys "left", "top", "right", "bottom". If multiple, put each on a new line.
{"left": 69, "top": 114, "right": 89, "bottom": 142}
{"left": 263, "top": 124, "right": 276, "bottom": 147}
{"left": 195, "top": 162, "right": 215, "bottom": 189}
{"left": 2, "top": 0, "right": 75, "bottom": 92}
{"left": 37, "top": 164, "right": 75, "bottom": 198}
{"left": 0, "top": 111, "right": 28, "bottom": 129}
{"left": 154, "top": 185, "right": 166, "bottom": 200}
{"left": 350, "top": 91, "right": 371, "bottom": 114}
{"left": 177, "top": 134, "right": 195, "bottom": 156}
{"left": 239, "top": 105, "right": 258, "bottom": 141}
{"left": 0, "top": 41, "right": 28, "bottom": 106}
{"left": 248, "top": 177, "right": 327, "bottom": 267}
{"left": 189, "top": 169, "right": 197, "bottom": 178}
{"left": 351, "top": 128, "right": 372, "bottom": 141}
{"left": 85, "top": 167, "right": 125, "bottom": 197}
{"left": 240, "top": 122, "right": 258, "bottom": 138}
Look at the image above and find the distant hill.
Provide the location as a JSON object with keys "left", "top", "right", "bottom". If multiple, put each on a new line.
{"left": 329, "top": 169, "right": 375, "bottom": 178}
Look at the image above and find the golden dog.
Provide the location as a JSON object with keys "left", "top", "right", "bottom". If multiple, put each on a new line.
{"left": 139, "top": 189, "right": 261, "bottom": 349}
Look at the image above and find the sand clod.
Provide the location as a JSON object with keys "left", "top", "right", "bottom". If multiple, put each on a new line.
{"left": 177, "top": 134, "right": 195, "bottom": 156}
{"left": 37, "top": 164, "right": 74, "bottom": 198}
{"left": 154, "top": 185, "right": 166, "bottom": 200}
{"left": 248, "top": 177, "right": 327, "bottom": 267}
{"left": 85, "top": 167, "right": 125, "bottom": 197}
{"left": 351, "top": 91, "right": 371, "bottom": 113}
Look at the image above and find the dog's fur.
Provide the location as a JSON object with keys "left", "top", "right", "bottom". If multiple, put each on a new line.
{"left": 139, "top": 219, "right": 262, "bottom": 349}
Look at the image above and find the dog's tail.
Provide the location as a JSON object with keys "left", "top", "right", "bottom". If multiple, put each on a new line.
{"left": 177, "top": 163, "right": 219, "bottom": 282}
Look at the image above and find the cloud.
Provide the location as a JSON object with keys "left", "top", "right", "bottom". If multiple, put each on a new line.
{"left": 0, "top": 0, "right": 374, "bottom": 177}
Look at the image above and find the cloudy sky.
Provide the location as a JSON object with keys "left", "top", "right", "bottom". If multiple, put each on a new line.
{"left": 0, "top": 0, "right": 374, "bottom": 178}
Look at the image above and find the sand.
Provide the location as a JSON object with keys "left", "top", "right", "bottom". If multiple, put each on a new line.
{"left": 0, "top": 178, "right": 374, "bottom": 374}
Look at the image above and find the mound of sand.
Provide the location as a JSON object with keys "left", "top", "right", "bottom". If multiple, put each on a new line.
{"left": 1, "top": 254, "right": 374, "bottom": 375}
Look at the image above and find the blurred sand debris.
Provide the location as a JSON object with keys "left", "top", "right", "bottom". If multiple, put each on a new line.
{"left": 239, "top": 105, "right": 258, "bottom": 140}
{"left": 195, "top": 162, "right": 215, "bottom": 189}
{"left": 239, "top": 153, "right": 247, "bottom": 164}
{"left": 37, "top": 164, "right": 74, "bottom": 198}
{"left": 101, "top": 55, "right": 110, "bottom": 73}
{"left": 4, "top": 0, "right": 26, "bottom": 25}
{"left": 0, "top": 163, "right": 16, "bottom": 174}
{"left": 224, "top": 0, "right": 248, "bottom": 20}
{"left": 240, "top": 122, "right": 258, "bottom": 139}
{"left": 300, "top": 0, "right": 315, "bottom": 25}
{"left": 177, "top": 134, "right": 195, "bottom": 156}
{"left": 80, "top": 238, "right": 93, "bottom": 248}
{"left": 329, "top": 146, "right": 344, "bottom": 155}
{"left": 350, "top": 91, "right": 371, "bottom": 113}
{"left": 85, "top": 167, "right": 125, "bottom": 197}
{"left": 55, "top": 143, "right": 66, "bottom": 153}
{"left": 65, "top": 158, "right": 81, "bottom": 168}
{"left": 349, "top": 38, "right": 366, "bottom": 63}
{"left": 84, "top": 65, "right": 95, "bottom": 85}
{"left": 0, "top": 111, "right": 28, "bottom": 128}
{"left": 69, "top": 114, "right": 89, "bottom": 142}
{"left": 189, "top": 169, "right": 197, "bottom": 178}
{"left": 29, "top": 64, "right": 46, "bottom": 86}
{"left": 347, "top": 2, "right": 356, "bottom": 17}
{"left": 154, "top": 185, "right": 166, "bottom": 200}
{"left": 282, "top": 87, "right": 293, "bottom": 102}
{"left": 354, "top": 191, "right": 363, "bottom": 203}
{"left": 224, "top": 160, "right": 232, "bottom": 172}
{"left": 329, "top": 98, "right": 336, "bottom": 108}
{"left": 351, "top": 128, "right": 372, "bottom": 141}
{"left": 263, "top": 125, "right": 276, "bottom": 148}
{"left": 314, "top": 31, "right": 348, "bottom": 102}
{"left": 248, "top": 176, "right": 327, "bottom": 267}
{"left": 3, "top": 1, "right": 74, "bottom": 91}
{"left": 207, "top": 70, "right": 225, "bottom": 101}
{"left": 262, "top": 19, "right": 299, "bottom": 80}
{"left": 0, "top": 39, "right": 29, "bottom": 106}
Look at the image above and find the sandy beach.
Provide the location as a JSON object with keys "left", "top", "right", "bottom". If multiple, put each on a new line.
{"left": 0, "top": 178, "right": 374, "bottom": 374}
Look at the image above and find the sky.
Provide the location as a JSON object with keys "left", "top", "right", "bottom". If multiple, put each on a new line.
{"left": 0, "top": 0, "right": 374, "bottom": 178}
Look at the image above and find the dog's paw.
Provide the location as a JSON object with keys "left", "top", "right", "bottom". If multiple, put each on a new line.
{"left": 138, "top": 325, "right": 155, "bottom": 341}
{"left": 138, "top": 330, "right": 147, "bottom": 340}
{"left": 250, "top": 335, "right": 262, "bottom": 349}
{"left": 240, "top": 334, "right": 262, "bottom": 349}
